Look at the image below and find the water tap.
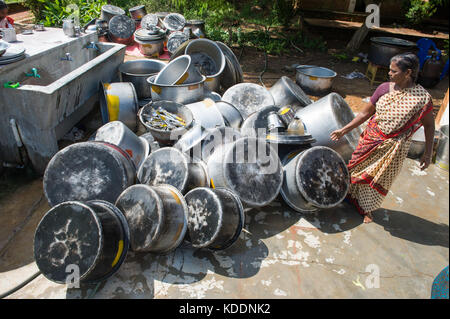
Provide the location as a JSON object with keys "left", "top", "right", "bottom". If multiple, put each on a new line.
{"left": 61, "top": 53, "right": 73, "bottom": 61}
{"left": 85, "top": 41, "right": 99, "bottom": 51}
{"left": 25, "top": 68, "right": 41, "bottom": 78}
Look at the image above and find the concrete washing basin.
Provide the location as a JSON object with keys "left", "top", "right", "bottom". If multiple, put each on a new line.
{"left": 0, "top": 28, "right": 126, "bottom": 173}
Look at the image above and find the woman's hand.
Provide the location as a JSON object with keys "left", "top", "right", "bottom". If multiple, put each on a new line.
{"left": 419, "top": 153, "right": 432, "bottom": 171}
{"left": 330, "top": 128, "right": 346, "bottom": 141}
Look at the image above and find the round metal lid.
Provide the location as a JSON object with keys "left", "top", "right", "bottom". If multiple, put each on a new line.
{"left": 115, "top": 184, "right": 164, "bottom": 252}
{"left": 0, "top": 45, "right": 26, "bottom": 61}
{"left": 222, "top": 83, "right": 275, "bottom": 119}
{"left": 371, "top": 37, "right": 416, "bottom": 48}
{"left": 34, "top": 202, "right": 103, "bottom": 284}
{"left": 296, "top": 146, "right": 349, "bottom": 208}
{"left": 134, "top": 27, "right": 165, "bottom": 41}
{"left": 141, "top": 14, "right": 159, "bottom": 30}
{"left": 185, "top": 187, "right": 223, "bottom": 248}
{"left": 43, "top": 142, "right": 133, "bottom": 207}
{"left": 109, "top": 15, "right": 135, "bottom": 39}
{"left": 163, "top": 13, "right": 186, "bottom": 31}
{"left": 137, "top": 147, "right": 190, "bottom": 192}
{"left": 167, "top": 31, "right": 189, "bottom": 54}
{"left": 102, "top": 4, "right": 125, "bottom": 15}
{"left": 223, "top": 137, "right": 283, "bottom": 207}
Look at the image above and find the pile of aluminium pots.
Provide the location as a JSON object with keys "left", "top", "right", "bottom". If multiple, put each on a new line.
{"left": 34, "top": 9, "right": 362, "bottom": 286}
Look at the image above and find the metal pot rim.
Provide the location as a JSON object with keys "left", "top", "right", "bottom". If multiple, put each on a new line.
{"left": 296, "top": 66, "right": 337, "bottom": 78}
{"left": 119, "top": 59, "right": 166, "bottom": 77}
{"left": 147, "top": 74, "right": 207, "bottom": 87}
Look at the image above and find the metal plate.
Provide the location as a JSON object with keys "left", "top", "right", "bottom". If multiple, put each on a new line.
{"left": 216, "top": 41, "right": 243, "bottom": 83}
{"left": 163, "top": 13, "right": 186, "bottom": 31}
{"left": 0, "top": 45, "right": 26, "bottom": 61}
{"left": 222, "top": 83, "right": 275, "bottom": 119}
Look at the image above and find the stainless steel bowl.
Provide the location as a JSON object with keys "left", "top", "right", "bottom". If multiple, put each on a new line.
{"left": 295, "top": 65, "right": 337, "bottom": 96}
{"left": 154, "top": 55, "right": 203, "bottom": 85}
{"left": 119, "top": 59, "right": 166, "bottom": 99}
{"left": 147, "top": 74, "right": 206, "bottom": 105}
{"left": 185, "top": 39, "right": 226, "bottom": 92}
{"left": 139, "top": 100, "right": 194, "bottom": 145}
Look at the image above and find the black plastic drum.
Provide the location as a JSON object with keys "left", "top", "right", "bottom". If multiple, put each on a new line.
{"left": 34, "top": 201, "right": 129, "bottom": 284}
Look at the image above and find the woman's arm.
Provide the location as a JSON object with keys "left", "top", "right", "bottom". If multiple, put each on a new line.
{"left": 330, "top": 101, "right": 376, "bottom": 141}
{"left": 419, "top": 111, "right": 435, "bottom": 170}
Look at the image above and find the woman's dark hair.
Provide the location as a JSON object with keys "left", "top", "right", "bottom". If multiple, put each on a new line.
{"left": 0, "top": 1, "right": 8, "bottom": 10}
{"left": 391, "top": 53, "right": 420, "bottom": 83}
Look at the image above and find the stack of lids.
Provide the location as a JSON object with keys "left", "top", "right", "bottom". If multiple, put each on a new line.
{"left": 134, "top": 25, "right": 166, "bottom": 42}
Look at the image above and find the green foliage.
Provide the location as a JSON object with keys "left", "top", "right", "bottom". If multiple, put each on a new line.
{"left": 21, "top": 0, "right": 107, "bottom": 25}
{"left": 403, "top": 0, "right": 449, "bottom": 25}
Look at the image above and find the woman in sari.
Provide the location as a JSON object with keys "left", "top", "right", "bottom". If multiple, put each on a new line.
{"left": 330, "top": 53, "right": 435, "bottom": 224}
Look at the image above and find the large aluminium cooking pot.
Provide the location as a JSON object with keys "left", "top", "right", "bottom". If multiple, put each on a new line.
{"left": 119, "top": 59, "right": 166, "bottom": 99}
{"left": 295, "top": 65, "right": 337, "bottom": 96}
{"left": 368, "top": 37, "right": 417, "bottom": 67}
{"left": 294, "top": 93, "right": 362, "bottom": 162}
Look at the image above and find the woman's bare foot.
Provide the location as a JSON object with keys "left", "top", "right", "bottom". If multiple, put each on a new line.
{"left": 363, "top": 212, "right": 374, "bottom": 224}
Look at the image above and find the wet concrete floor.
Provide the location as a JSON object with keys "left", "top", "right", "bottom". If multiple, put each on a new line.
{"left": 0, "top": 158, "right": 448, "bottom": 299}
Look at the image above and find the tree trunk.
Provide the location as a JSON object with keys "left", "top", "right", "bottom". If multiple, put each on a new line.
{"left": 346, "top": 1, "right": 382, "bottom": 53}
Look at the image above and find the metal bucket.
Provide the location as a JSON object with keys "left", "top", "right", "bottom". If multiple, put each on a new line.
{"left": 295, "top": 65, "right": 337, "bottom": 96}
{"left": 147, "top": 74, "right": 206, "bottom": 105}
{"left": 34, "top": 200, "right": 130, "bottom": 284}
{"left": 155, "top": 55, "right": 203, "bottom": 85}
{"left": 185, "top": 98, "right": 225, "bottom": 129}
{"left": 108, "top": 15, "right": 135, "bottom": 45}
{"left": 43, "top": 141, "right": 136, "bottom": 207}
{"left": 138, "top": 100, "right": 194, "bottom": 145}
{"left": 215, "top": 101, "right": 244, "bottom": 129}
{"left": 115, "top": 184, "right": 188, "bottom": 254}
{"left": 90, "top": 121, "right": 150, "bottom": 171}
{"left": 134, "top": 37, "right": 165, "bottom": 58}
{"left": 119, "top": 59, "right": 166, "bottom": 99}
{"left": 99, "top": 82, "right": 139, "bottom": 132}
{"left": 185, "top": 187, "right": 244, "bottom": 250}
{"left": 280, "top": 146, "right": 350, "bottom": 213}
{"left": 206, "top": 136, "right": 283, "bottom": 208}
{"left": 137, "top": 147, "right": 209, "bottom": 194}
{"left": 222, "top": 83, "right": 275, "bottom": 119}
{"left": 185, "top": 39, "right": 226, "bottom": 92}
{"left": 270, "top": 76, "right": 312, "bottom": 108}
{"left": 100, "top": 5, "right": 125, "bottom": 23}
{"left": 436, "top": 125, "right": 449, "bottom": 171}
{"left": 129, "top": 5, "right": 147, "bottom": 20}
{"left": 294, "top": 93, "right": 362, "bottom": 162}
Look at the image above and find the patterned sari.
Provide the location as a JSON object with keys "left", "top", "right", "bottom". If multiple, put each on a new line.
{"left": 347, "top": 83, "right": 433, "bottom": 215}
